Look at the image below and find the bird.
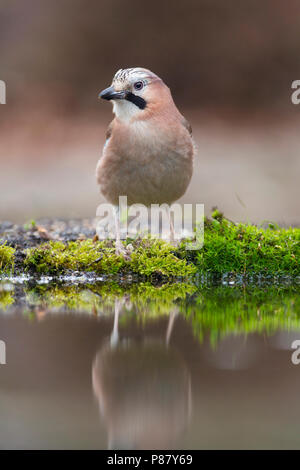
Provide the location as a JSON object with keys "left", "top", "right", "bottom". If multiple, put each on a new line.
{"left": 96, "top": 67, "right": 194, "bottom": 254}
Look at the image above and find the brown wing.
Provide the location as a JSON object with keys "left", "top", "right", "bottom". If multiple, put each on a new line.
{"left": 181, "top": 116, "right": 192, "bottom": 136}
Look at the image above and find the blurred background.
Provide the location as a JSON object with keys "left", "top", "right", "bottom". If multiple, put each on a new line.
{"left": 0, "top": 0, "right": 299, "bottom": 224}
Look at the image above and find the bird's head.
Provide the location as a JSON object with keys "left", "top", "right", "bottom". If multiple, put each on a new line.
{"left": 99, "top": 67, "right": 172, "bottom": 121}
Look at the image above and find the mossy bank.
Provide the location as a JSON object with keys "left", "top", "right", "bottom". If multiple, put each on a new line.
{"left": 0, "top": 243, "right": 15, "bottom": 272}
{"left": 0, "top": 213, "right": 299, "bottom": 279}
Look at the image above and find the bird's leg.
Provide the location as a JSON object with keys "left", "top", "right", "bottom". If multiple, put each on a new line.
{"left": 166, "top": 206, "right": 175, "bottom": 244}
{"left": 113, "top": 205, "right": 127, "bottom": 256}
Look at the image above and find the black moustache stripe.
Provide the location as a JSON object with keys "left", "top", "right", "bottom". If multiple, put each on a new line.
{"left": 126, "top": 92, "right": 147, "bottom": 110}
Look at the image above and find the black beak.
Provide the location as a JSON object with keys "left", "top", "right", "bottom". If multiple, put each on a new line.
{"left": 98, "top": 86, "right": 126, "bottom": 101}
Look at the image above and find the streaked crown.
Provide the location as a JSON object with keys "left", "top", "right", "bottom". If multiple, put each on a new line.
{"left": 113, "top": 68, "right": 160, "bottom": 86}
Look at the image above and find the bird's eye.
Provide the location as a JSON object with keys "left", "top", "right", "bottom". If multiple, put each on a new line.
{"left": 134, "top": 81, "right": 144, "bottom": 91}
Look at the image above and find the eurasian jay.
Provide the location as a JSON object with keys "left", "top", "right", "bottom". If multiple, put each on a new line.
{"left": 96, "top": 67, "right": 194, "bottom": 254}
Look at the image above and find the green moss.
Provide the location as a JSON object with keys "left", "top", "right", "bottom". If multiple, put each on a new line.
{"left": 24, "top": 219, "right": 36, "bottom": 231}
{"left": 17, "top": 215, "right": 300, "bottom": 277}
{"left": 24, "top": 239, "right": 195, "bottom": 278}
{"left": 178, "top": 214, "right": 300, "bottom": 275}
{"left": 24, "top": 240, "right": 127, "bottom": 275}
{"left": 0, "top": 243, "right": 15, "bottom": 273}
{"left": 130, "top": 239, "right": 196, "bottom": 277}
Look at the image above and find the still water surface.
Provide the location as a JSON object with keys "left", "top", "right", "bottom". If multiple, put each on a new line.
{"left": 0, "top": 279, "right": 299, "bottom": 449}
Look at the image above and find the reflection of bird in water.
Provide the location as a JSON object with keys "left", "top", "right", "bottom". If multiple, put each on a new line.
{"left": 92, "top": 298, "right": 192, "bottom": 450}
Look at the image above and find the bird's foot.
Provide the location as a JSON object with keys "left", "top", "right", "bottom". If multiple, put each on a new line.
{"left": 115, "top": 241, "right": 131, "bottom": 260}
